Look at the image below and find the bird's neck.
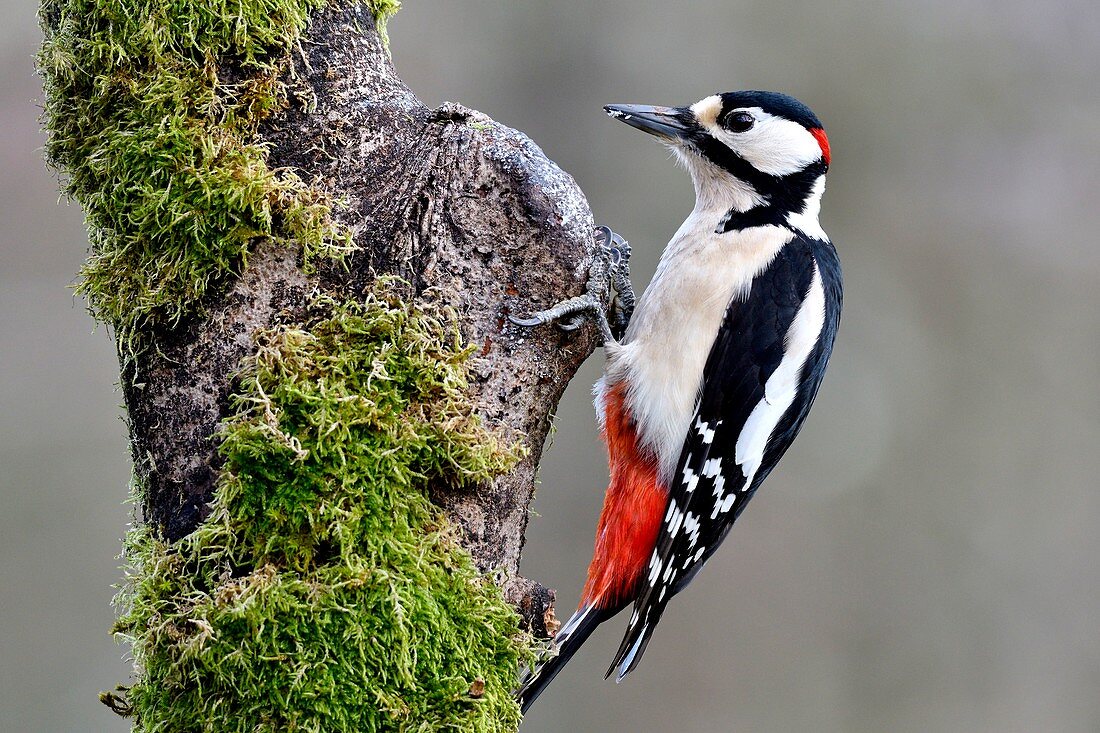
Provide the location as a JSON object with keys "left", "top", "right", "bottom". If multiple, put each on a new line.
{"left": 689, "top": 164, "right": 768, "bottom": 215}
{"left": 691, "top": 167, "right": 827, "bottom": 240}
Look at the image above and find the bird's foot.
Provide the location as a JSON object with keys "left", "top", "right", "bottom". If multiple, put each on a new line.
{"left": 509, "top": 226, "right": 634, "bottom": 344}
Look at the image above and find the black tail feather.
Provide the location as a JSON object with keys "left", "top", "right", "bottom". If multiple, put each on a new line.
{"left": 605, "top": 600, "right": 666, "bottom": 681}
{"left": 518, "top": 605, "right": 607, "bottom": 714}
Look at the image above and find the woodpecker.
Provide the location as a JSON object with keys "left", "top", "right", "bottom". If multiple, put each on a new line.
{"left": 512, "top": 91, "right": 842, "bottom": 713}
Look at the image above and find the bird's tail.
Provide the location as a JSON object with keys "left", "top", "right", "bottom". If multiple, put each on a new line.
{"left": 518, "top": 604, "right": 606, "bottom": 714}
{"left": 605, "top": 612, "right": 657, "bottom": 682}
{"left": 605, "top": 592, "right": 672, "bottom": 682}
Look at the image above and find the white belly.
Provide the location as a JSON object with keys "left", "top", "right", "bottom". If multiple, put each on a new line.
{"left": 598, "top": 217, "right": 795, "bottom": 483}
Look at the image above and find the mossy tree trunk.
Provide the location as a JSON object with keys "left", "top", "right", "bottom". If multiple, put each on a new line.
{"left": 127, "top": 5, "right": 597, "bottom": 610}
{"left": 41, "top": 2, "right": 597, "bottom": 730}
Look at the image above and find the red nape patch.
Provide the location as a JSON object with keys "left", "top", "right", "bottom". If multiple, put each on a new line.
{"left": 581, "top": 383, "right": 667, "bottom": 610}
{"left": 810, "top": 127, "right": 831, "bottom": 165}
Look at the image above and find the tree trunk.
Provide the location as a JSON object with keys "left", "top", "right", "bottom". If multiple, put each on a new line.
{"left": 131, "top": 4, "right": 595, "bottom": 617}
{"left": 43, "top": 2, "right": 598, "bottom": 729}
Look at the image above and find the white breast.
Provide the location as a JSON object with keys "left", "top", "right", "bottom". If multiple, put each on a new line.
{"left": 598, "top": 214, "right": 795, "bottom": 483}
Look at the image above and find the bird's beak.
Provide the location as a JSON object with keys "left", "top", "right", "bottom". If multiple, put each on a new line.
{"left": 604, "top": 104, "right": 692, "bottom": 141}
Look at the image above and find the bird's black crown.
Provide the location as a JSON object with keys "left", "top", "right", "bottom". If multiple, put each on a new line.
{"left": 717, "top": 91, "right": 824, "bottom": 131}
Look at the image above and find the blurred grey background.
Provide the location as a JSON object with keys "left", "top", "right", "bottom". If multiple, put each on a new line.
{"left": 4, "top": 1, "right": 1100, "bottom": 731}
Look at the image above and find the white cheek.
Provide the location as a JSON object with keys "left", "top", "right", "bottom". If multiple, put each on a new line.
{"left": 708, "top": 109, "right": 823, "bottom": 176}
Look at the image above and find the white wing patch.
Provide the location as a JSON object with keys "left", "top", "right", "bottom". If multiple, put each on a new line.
{"left": 679, "top": 462, "right": 700, "bottom": 494}
{"left": 683, "top": 512, "right": 701, "bottom": 547}
{"left": 695, "top": 415, "right": 721, "bottom": 444}
{"left": 734, "top": 260, "right": 826, "bottom": 488}
{"left": 647, "top": 554, "right": 664, "bottom": 586}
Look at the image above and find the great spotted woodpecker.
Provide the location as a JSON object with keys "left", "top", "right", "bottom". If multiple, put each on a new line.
{"left": 512, "top": 91, "right": 842, "bottom": 712}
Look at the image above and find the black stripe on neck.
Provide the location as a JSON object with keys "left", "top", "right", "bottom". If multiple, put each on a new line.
{"left": 715, "top": 205, "right": 789, "bottom": 233}
{"left": 713, "top": 166, "right": 826, "bottom": 234}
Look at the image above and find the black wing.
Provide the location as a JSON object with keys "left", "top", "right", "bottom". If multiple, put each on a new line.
{"left": 608, "top": 235, "right": 842, "bottom": 679}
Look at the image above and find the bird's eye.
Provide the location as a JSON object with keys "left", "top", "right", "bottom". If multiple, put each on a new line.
{"left": 725, "top": 111, "right": 755, "bottom": 132}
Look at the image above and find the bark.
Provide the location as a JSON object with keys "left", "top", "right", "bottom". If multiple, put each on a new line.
{"left": 125, "top": 5, "right": 597, "bottom": 637}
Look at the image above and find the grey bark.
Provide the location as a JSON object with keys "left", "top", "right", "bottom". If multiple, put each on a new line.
{"left": 123, "top": 6, "right": 599, "bottom": 637}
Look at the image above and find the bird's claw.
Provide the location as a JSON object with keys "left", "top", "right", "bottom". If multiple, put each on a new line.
{"left": 558, "top": 314, "right": 587, "bottom": 332}
{"left": 600, "top": 225, "right": 632, "bottom": 269}
{"left": 601, "top": 228, "right": 634, "bottom": 341}
{"left": 508, "top": 225, "right": 635, "bottom": 345}
{"left": 507, "top": 314, "right": 548, "bottom": 328}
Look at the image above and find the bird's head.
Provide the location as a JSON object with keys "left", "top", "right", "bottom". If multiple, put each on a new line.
{"left": 606, "top": 91, "right": 829, "bottom": 224}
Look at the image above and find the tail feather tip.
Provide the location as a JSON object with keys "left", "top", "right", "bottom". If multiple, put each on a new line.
{"left": 517, "top": 605, "right": 605, "bottom": 714}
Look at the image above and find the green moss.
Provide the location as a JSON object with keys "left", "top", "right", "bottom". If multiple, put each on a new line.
{"left": 38, "top": 0, "right": 400, "bottom": 345}
{"left": 113, "top": 286, "right": 534, "bottom": 732}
